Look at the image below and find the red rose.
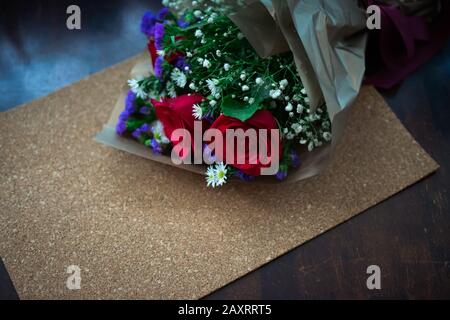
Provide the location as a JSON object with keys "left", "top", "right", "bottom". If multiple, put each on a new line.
{"left": 148, "top": 37, "right": 184, "bottom": 68}
{"left": 152, "top": 94, "right": 207, "bottom": 158}
{"left": 148, "top": 40, "right": 158, "bottom": 68}
{"left": 208, "top": 110, "right": 282, "bottom": 176}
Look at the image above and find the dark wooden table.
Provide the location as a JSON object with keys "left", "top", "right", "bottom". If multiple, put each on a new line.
{"left": 1, "top": 0, "right": 449, "bottom": 299}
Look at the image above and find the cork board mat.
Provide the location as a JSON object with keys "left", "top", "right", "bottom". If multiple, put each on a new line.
{"left": 0, "top": 55, "right": 438, "bottom": 299}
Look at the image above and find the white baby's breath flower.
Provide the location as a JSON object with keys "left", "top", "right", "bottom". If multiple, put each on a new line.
{"left": 216, "top": 50, "right": 222, "bottom": 57}
{"left": 301, "top": 88, "right": 307, "bottom": 95}
{"left": 323, "top": 132, "right": 332, "bottom": 141}
{"left": 170, "top": 68, "right": 187, "bottom": 88}
{"left": 255, "top": 77, "right": 264, "bottom": 85}
{"left": 240, "top": 73, "right": 246, "bottom": 81}
{"left": 194, "top": 10, "right": 202, "bottom": 18}
{"left": 270, "top": 89, "right": 282, "bottom": 99}
{"left": 279, "top": 79, "right": 289, "bottom": 90}
{"left": 209, "top": 100, "right": 217, "bottom": 107}
{"left": 237, "top": 32, "right": 244, "bottom": 40}
{"left": 242, "top": 85, "right": 249, "bottom": 92}
{"left": 291, "top": 123, "right": 303, "bottom": 134}
{"left": 248, "top": 97, "right": 255, "bottom": 104}
{"left": 192, "top": 104, "right": 203, "bottom": 120}
{"left": 195, "top": 29, "right": 203, "bottom": 38}
{"left": 202, "top": 59, "right": 212, "bottom": 68}
{"left": 296, "top": 104, "right": 304, "bottom": 114}
{"left": 157, "top": 50, "right": 165, "bottom": 57}
{"left": 285, "top": 102, "right": 293, "bottom": 112}
{"left": 223, "top": 63, "right": 230, "bottom": 71}
{"left": 186, "top": 51, "right": 193, "bottom": 57}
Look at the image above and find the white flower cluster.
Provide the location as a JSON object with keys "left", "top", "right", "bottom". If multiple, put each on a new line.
{"left": 128, "top": 78, "right": 147, "bottom": 99}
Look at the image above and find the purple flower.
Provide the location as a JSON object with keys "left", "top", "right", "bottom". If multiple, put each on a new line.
{"left": 154, "top": 23, "right": 165, "bottom": 51}
{"left": 132, "top": 128, "right": 142, "bottom": 138}
{"left": 140, "top": 123, "right": 150, "bottom": 133}
{"left": 125, "top": 90, "right": 137, "bottom": 113}
{"left": 156, "top": 7, "right": 170, "bottom": 20}
{"left": 203, "top": 144, "right": 216, "bottom": 163}
{"left": 116, "top": 120, "right": 127, "bottom": 135}
{"left": 175, "top": 56, "right": 188, "bottom": 70}
{"left": 290, "top": 149, "right": 301, "bottom": 168}
{"left": 141, "top": 11, "right": 157, "bottom": 37}
{"left": 235, "top": 170, "right": 255, "bottom": 182}
{"left": 276, "top": 170, "right": 288, "bottom": 180}
{"left": 149, "top": 138, "right": 162, "bottom": 154}
{"left": 177, "top": 18, "right": 189, "bottom": 29}
{"left": 154, "top": 56, "right": 164, "bottom": 78}
{"left": 140, "top": 106, "right": 150, "bottom": 115}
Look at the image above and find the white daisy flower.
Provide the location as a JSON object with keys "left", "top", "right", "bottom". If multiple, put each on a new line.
{"left": 151, "top": 120, "right": 170, "bottom": 144}
{"left": 214, "top": 162, "right": 228, "bottom": 186}
{"left": 127, "top": 79, "right": 140, "bottom": 92}
{"left": 205, "top": 166, "right": 217, "bottom": 188}
{"left": 166, "top": 81, "right": 177, "bottom": 98}
{"left": 192, "top": 104, "right": 203, "bottom": 120}
{"left": 135, "top": 87, "right": 147, "bottom": 99}
{"left": 206, "top": 79, "right": 220, "bottom": 96}
{"left": 170, "top": 68, "right": 187, "bottom": 88}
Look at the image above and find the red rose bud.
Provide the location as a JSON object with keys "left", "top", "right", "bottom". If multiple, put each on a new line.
{"left": 208, "top": 110, "right": 282, "bottom": 176}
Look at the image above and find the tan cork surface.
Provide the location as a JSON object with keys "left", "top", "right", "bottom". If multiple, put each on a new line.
{"left": 0, "top": 55, "right": 438, "bottom": 299}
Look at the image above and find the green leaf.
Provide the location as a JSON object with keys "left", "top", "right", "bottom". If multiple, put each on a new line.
{"left": 221, "top": 97, "right": 263, "bottom": 122}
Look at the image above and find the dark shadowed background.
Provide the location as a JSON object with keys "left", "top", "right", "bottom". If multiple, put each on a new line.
{"left": 0, "top": 0, "right": 449, "bottom": 299}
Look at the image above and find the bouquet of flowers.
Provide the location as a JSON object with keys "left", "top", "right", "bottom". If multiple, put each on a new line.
{"left": 115, "top": 1, "right": 332, "bottom": 187}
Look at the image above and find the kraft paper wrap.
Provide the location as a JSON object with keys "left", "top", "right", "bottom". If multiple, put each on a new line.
{"left": 227, "top": 0, "right": 369, "bottom": 181}
{"left": 0, "top": 55, "right": 438, "bottom": 299}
